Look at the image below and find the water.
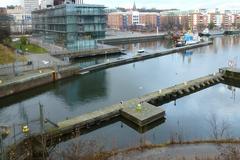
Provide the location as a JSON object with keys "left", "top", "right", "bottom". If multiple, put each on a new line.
{"left": 1, "top": 35, "right": 240, "bottom": 149}
{"left": 73, "top": 39, "right": 173, "bottom": 67}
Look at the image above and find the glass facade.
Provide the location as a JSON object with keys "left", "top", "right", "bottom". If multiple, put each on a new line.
{"left": 32, "top": 4, "right": 106, "bottom": 51}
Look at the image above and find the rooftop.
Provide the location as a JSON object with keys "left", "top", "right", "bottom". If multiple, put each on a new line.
{"left": 32, "top": 3, "right": 105, "bottom": 13}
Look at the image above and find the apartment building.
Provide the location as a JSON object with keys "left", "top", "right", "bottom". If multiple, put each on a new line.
{"left": 107, "top": 11, "right": 160, "bottom": 31}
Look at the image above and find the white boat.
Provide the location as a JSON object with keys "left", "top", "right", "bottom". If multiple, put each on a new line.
{"left": 183, "top": 33, "right": 201, "bottom": 45}
{"left": 200, "top": 28, "right": 224, "bottom": 36}
{"left": 137, "top": 49, "right": 145, "bottom": 53}
{"left": 185, "top": 40, "right": 200, "bottom": 45}
{"left": 120, "top": 48, "right": 126, "bottom": 52}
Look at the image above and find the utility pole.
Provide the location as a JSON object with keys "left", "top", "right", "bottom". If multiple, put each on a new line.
{"left": 39, "top": 103, "right": 46, "bottom": 159}
{"left": 39, "top": 103, "right": 44, "bottom": 134}
{"left": 0, "top": 133, "right": 3, "bottom": 160}
{"left": 0, "top": 128, "right": 5, "bottom": 160}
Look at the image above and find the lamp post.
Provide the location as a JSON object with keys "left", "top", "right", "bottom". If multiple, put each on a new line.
{"left": 0, "top": 131, "right": 3, "bottom": 160}
{"left": 0, "top": 126, "right": 10, "bottom": 160}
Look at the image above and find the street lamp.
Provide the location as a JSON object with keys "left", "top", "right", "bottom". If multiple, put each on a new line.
{"left": 0, "top": 125, "right": 10, "bottom": 160}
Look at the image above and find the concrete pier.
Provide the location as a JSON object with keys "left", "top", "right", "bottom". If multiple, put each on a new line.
{"left": 8, "top": 68, "right": 240, "bottom": 159}
{"left": 120, "top": 102, "right": 165, "bottom": 127}
{"left": 7, "top": 65, "right": 240, "bottom": 159}
{"left": 220, "top": 67, "right": 240, "bottom": 87}
{"left": 98, "top": 34, "right": 166, "bottom": 45}
{"left": 54, "top": 46, "right": 121, "bottom": 59}
{"left": 78, "top": 41, "right": 213, "bottom": 74}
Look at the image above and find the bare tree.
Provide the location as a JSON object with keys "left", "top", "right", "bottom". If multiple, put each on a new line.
{"left": 217, "top": 144, "right": 240, "bottom": 160}
{"left": 169, "top": 120, "right": 184, "bottom": 144}
{"left": 49, "top": 140, "right": 106, "bottom": 160}
{"left": 207, "top": 113, "right": 231, "bottom": 140}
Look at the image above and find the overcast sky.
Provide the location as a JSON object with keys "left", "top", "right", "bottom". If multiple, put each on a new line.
{"left": 1, "top": 0, "right": 240, "bottom": 10}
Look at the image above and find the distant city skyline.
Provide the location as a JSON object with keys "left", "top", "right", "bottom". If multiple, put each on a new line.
{"left": 1, "top": 0, "right": 240, "bottom": 10}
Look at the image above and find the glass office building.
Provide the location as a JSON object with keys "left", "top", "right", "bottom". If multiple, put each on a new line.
{"left": 32, "top": 4, "right": 106, "bottom": 51}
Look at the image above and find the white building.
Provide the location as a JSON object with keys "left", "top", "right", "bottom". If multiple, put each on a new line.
{"left": 7, "top": 6, "right": 32, "bottom": 34}
{"left": 40, "top": 0, "right": 53, "bottom": 9}
{"left": 23, "top": 0, "right": 39, "bottom": 14}
{"left": 75, "top": 0, "right": 84, "bottom": 4}
{"left": 215, "top": 14, "right": 223, "bottom": 27}
{"left": 132, "top": 11, "right": 139, "bottom": 25}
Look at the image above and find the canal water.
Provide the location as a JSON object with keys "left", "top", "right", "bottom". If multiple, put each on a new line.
{"left": 74, "top": 39, "right": 173, "bottom": 68}
{"left": 1, "top": 35, "right": 240, "bottom": 150}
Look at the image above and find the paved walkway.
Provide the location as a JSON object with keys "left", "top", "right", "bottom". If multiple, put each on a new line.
{"left": 109, "top": 144, "right": 221, "bottom": 160}
{"left": 0, "top": 53, "right": 68, "bottom": 76}
{"left": 0, "top": 68, "right": 53, "bottom": 86}
{"left": 105, "top": 30, "right": 166, "bottom": 39}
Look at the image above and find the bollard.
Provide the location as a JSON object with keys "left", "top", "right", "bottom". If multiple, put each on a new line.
{"left": 136, "top": 104, "right": 142, "bottom": 112}
{"left": 22, "top": 125, "right": 30, "bottom": 135}
{"left": 52, "top": 71, "right": 56, "bottom": 81}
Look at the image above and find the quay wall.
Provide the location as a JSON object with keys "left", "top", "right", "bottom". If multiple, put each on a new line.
{"left": 55, "top": 47, "right": 121, "bottom": 59}
{"left": 0, "top": 67, "right": 79, "bottom": 99}
{"left": 98, "top": 34, "right": 166, "bottom": 45}
{"left": 79, "top": 41, "right": 213, "bottom": 74}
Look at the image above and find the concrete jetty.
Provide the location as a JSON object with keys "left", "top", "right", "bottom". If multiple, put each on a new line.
{"left": 78, "top": 41, "right": 213, "bottom": 74}
{"left": 40, "top": 72, "right": 224, "bottom": 143}
{"left": 54, "top": 46, "right": 121, "bottom": 59}
{"left": 98, "top": 34, "right": 166, "bottom": 45}
{"left": 7, "top": 68, "right": 240, "bottom": 159}
{"left": 220, "top": 67, "right": 240, "bottom": 87}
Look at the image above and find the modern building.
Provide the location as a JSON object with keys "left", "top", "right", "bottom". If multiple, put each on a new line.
{"left": 32, "top": 4, "right": 106, "bottom": 51}
{"left": 0, "top": 8, "right": 12, "bottom": 41}
{"left": 7, "top": 6, "right": 32, "bottom": 34}
{"left": 53, "top": 0, "right": 83, "bottom": 6}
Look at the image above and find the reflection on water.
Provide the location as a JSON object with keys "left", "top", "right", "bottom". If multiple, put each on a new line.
{"left": 117, "top": 39, "right": 174, "bottom": 56}
{"left": 181, "top": 50, "right": 193, "bottom": 64}
{"left": 1, "top": 35, "right": 240, "bottom": 149}
{"left": 55, "top": 84, "right": 240, "bottom": 151}
{"left": 53, "top": 71, "right": 108, "bottom": 106}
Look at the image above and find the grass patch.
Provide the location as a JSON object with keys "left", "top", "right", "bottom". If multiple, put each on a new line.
{"left": 0, "top": 44, "right": 26, "bottom": 64}
{"left": 12, "top": 42, "right": 47, "bottom": 54}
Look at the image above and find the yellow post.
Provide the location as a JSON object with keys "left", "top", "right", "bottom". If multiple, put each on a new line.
{"left": 22, "top": 125, "right": 30, "bottom": 134}
{"left": 52, "top": 71, "right": 56, "bottom": 81}
{"left": 136, "top": 103, "right": 142, "bottom": 112}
